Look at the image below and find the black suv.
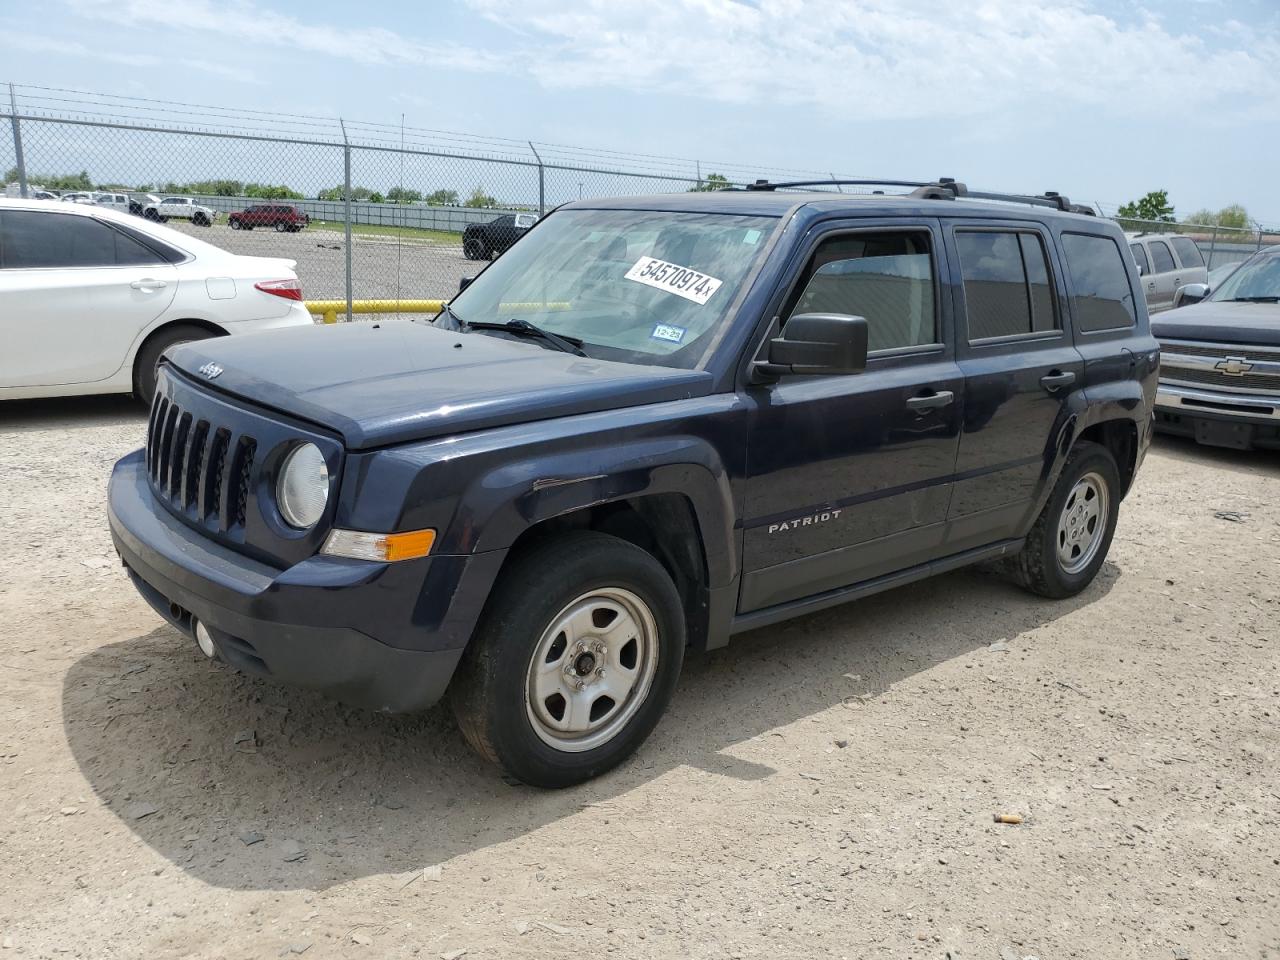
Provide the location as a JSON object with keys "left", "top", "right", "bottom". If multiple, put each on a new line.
{"left": 462, "top": 212, "right": 537, "bottom": 260}
{"left": 108, "top": 179, "right": 1157, "bottom": 787}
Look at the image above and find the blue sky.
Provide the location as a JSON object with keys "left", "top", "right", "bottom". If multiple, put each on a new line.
{"left": 2, "top": 0, "right": 1279, "bottom": 221}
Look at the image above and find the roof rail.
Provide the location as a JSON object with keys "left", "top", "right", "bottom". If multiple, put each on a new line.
{"left": 742, "top": 176, "right": 1096, "bottom": 215}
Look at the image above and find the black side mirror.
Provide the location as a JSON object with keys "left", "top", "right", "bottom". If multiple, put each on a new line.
{"left": 1172, "top": 282, "right": 1209, "bottom": 308}
{"left": 459, "top": 276, "right": 475, "bottom": 293}
{"left": 755, "top": 313, "right": 869, "bottom": 379}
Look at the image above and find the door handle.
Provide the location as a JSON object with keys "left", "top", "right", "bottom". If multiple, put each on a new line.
{"left": 1040, "top": 370, "right": 1076, "bottom": 392}
{"left": 905, "top": 390, "right": 954, "bottom": 411}
{"left": 130, "top": 278, "right": 167, "bottom": 290}
{"left": 1147, "top": 281, "right": 1155, "bottom": 291}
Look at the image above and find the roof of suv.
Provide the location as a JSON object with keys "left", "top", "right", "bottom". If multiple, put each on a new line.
{"left": 562, "top": 189, "right": 1107, "bottom": 225}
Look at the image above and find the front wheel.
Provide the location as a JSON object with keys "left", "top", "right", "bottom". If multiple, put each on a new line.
{"left": 193, "top": 213, "right": 210, "bottom": 227}
{"left": 462, "top": 237, "right": 485, "bottom": 260}
{"left": 158, "top": 216, "right": 169, "bottom": 223}
{"left": 134, "top": 324, "right": 216, "bottom": 407}
{"left": 229, "top": 218, "right": 242, "bottom": 230}
{"left": 1012, "top": 440, "right": 1120, "bottom": 598}
{"left": 275, "top": 220, "right": 288, "bottom": 232}
{"left": 450, "top": 532, "right": 686, "bottom": 788}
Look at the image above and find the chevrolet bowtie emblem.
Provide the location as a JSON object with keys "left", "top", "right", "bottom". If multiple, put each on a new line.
{"left": 198, "top": 362, "right": 223, "bottom": 380}
{"left": 1214, "top": 356, "right": 1253, "bottom": 377}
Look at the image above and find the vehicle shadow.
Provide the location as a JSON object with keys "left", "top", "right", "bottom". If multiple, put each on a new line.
{"left": 1150, "top": 433, "right": 1280, "bottom": 476}
{"left": 61, "top": 562, "right": 1117, "bottom": 892}
{"left": 0, "top": 394, "right": 145, "bottom": 432}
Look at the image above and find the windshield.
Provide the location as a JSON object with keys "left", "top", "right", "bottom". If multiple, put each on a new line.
{"left": 442, "top": 208, "right": 778, "bottom": 368}
{"left": 1211, "top": 251, "right": 1280, "bottom": 302}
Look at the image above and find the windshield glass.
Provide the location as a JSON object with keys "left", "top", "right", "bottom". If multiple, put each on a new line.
{"left": 1211, "top": 251, "right": 1280, "bottom": 301}
{"left": 442, "top": 208, "right": 778, "bottom": 368}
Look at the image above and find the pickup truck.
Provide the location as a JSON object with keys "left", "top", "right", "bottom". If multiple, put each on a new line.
{"left": 143, "top": 196, "right": 216, "bottom": 227}
{"left": 108, "top": 179, "right": 1157, "bottom": 787}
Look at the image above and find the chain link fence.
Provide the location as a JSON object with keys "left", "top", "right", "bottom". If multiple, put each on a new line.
{"left": 5, "top": 83, "right": 1277, "bottom": 319}
{"left": 1, "top": 83, "right": 865, "bottom": 318}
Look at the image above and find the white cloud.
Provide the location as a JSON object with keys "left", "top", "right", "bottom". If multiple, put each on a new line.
{"left": 1, "top": 32, "right": 262, "bottom": 84}
{"left": 467, "top": 0, "right": 1280, "bottom": 120}
{"left": 63, "top": 0, "right": 505, "bottom": 72}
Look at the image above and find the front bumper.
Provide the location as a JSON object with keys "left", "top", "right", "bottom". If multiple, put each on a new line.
{"left": 1154, "top": 382, "right": 1280, "bottom": 450}
{"left": 108, "top": 450, "right": 503, "bottom": 712}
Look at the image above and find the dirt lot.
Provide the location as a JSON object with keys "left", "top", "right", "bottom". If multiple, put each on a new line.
{"left": 0, "top": 397, "right": 1277, "bottom": 960}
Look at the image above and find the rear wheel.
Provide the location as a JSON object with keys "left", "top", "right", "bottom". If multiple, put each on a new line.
{"left": 158, "top": 216, "right": 169, "bottom": 223}
{"left": 275, "top": 220, "right": 288, "bottom": 233}
{"left": 134, "top": 324, "right": 216, "bottom": 407}
{"left": 229, "top": 218, "right": 242, "bottom": 230}
{"left": 450, "top": 532, "right": 685, "bottom": 788}
{"left": 1012, "top": 441, "right": 1120, "bottom": 598}
{"left": 193, "top": 213, "right": 210, "bottom": 227}
{"left": 463, "top": 237, "right": 486, "bottom": 260}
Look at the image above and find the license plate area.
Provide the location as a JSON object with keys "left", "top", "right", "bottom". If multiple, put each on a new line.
{"left": 1194, "top": 418, "right": 1255, "bottom": 450}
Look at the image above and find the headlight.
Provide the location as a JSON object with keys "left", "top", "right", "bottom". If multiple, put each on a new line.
{"left": 276, "top": 443, "right": 329, "bottom": 529}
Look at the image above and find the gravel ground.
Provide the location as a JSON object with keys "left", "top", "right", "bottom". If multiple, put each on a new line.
{"left": 163, "top": 220, "right": 472, "bottom": 302}
{"left": 0, "top": 396, "right": 1277, "bottom": 960}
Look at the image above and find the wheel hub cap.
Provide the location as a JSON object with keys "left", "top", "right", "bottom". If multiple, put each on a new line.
{"left": 1056, "top": 471, "right": 1109, "bottom": 576}
{"left": 526, "top": 588, "right": 659, "bottom": 753}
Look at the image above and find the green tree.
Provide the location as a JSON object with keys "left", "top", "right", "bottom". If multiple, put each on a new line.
{"left": 689, "top": 172, "right": 730, "bottom": 192}
{"left": 425, "top": 189, "right": 459, "bottom": 205}
{"left": 317, "top": 185, "right": 375, "bottom": 201}
{"left": 243, "top": 182, "right": 303, "bottom": 200}
{"left": 10, "top": 169, "right": 94, "bottom": 191}
{"left": 1116, "top": 189, "right": 1175, "bottom": 224}
{"left": 463, "top": 186, "right": 496, "bottom": 208}
{"left": 368, "top": 191, "right": 385, "bottom": 204}
{"left": 1182, "top": 204, "right": 1250, "bottom": 230}
{"left": 387, "top": 186, "right": 422, "bottom": 203}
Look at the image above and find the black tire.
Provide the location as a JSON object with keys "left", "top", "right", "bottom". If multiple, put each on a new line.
{"left": 229, "top": 218, "right": 242, "bottom": 230}
{"left": 158, "top": 216, "right": 169, "bottom": 224}
{"left": 193, "top": 213, "right": 209, "bottom": 227}
{"left": 1012, "top": 440, "right": 1120, "bottom": 599}
{"left": 145, "top": 209, "right": 160, "bottom": 222}
{"left": 450, "top": 532, "right": 686, "bottom": 788}
{"left": 134, "top": 324, "right": 216, "bottom": 407}
{"left": 463, "top": 237, "right": 486, "bottom": 261}
{"left": 275, "top": 220, "right": 288, "bottom": 233}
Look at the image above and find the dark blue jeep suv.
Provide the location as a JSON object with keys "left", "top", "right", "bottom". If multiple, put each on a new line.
{"left": 108, "top": 179, "right": 1158, "bottom": 787}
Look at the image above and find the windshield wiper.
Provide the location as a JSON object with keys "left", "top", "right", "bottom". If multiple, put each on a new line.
{"left": 1228, "top": 296, "right": 1280, "bottom": 303}
{"left": 433, "top": 301, "right": 465, "bottom": 329}
{"left": 466, "top": 319, "right": 587, "bottom": 356}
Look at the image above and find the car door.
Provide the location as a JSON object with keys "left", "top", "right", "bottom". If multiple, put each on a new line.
{"left": 943, "top": 221, "right": 1083, "bottom": 550}
{"left": 1145, "top": 238, "right": 1178, "bottom": 311}
{"left": 0, "top": 209, "right": 178, "bottom": 387}
{"left": 739, "top": 219, "right": 964, "bottom": 612}
{"left": 1169, "top": 236, "right": 1208, "bottom": 289}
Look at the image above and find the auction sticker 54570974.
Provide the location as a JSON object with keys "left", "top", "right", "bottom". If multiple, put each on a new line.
{"left": 624, "top": 256, "right": 723, "bottom": 305}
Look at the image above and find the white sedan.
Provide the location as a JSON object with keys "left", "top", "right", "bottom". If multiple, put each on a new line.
{"left": 0, "top": 198, "right": 314, "bottom": 404}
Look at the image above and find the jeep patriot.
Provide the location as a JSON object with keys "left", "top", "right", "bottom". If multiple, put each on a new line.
{"left": 108, "top": 179, "right": 1158, "bottom": 787}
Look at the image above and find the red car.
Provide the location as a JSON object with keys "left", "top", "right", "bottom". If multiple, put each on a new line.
{"left": 228, "top": 204, "right": 310, "bottom": 233}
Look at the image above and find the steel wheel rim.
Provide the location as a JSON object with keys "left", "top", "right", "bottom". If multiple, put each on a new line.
{"left": 525, "top": 587, "right": 659, "bottom": 753}
{"left": 1057, "top": 471, "right": 1108, "bottom": 575}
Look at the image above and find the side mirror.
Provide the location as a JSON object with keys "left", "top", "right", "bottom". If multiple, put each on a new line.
{"left": 458, "top": 276, "right": 475, "bottom": 293}
{"left": 1173, "top": 282, "right": 1209, "bottom": 308}
{"left": 755, "top": 313, "right": 868, "bottom": 379}
{"left": 1135, "top": 262, "right": 1146, "bottom": 277}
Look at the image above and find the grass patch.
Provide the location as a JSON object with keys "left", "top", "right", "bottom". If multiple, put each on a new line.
{"left": 310, "top": 221, "right": 462, "bottom": 244}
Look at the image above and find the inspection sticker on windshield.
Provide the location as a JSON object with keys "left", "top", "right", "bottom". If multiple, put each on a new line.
{"left": 651, "top": 323, "right": 687, "bottom": 344}
{"left": 624, "top": 256, "right": 723, "bottom": 305}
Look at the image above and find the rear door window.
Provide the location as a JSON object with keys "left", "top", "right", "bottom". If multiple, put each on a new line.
{"left": 1061, "top": 233, "right": 1137, "bottom": 332}
{"left": 0, "top": 211, "right": 167, "bottom": 268}
{"left": 1129, "top": 242, "right": 1150, "bottom": 274}
{"left": 1149, "top": 240, "right": 1176, "bottom": 273}
{"left": 1170, "top": 236, "right": 1204, "bottom": 268}
{"left": 955, "top": 230, "right": 1058, "bottom": 340}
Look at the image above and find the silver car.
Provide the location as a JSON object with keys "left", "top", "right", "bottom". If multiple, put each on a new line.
{"left": 1127, "top": 234, "right": 1209, "bottom": 313}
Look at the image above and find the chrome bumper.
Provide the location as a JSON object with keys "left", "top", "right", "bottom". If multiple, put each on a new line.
{"left": 1155, "top": 382, "right": 1280, "bottom": 422}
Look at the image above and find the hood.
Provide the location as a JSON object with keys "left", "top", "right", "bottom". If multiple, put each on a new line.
{"left": 1152, "top": 300, "right": 1280, "bottom": 348}
{"left": 166, "top": 321, "right": 713, "bottom": 449}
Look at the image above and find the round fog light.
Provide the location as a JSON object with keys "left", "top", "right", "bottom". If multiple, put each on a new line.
{"left": 194, "top": 620, "right": 217, "bottom": 659}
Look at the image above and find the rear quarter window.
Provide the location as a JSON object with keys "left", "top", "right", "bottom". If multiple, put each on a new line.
{"left": 1061, "top": 233, "right": 1137, "bottom": 332}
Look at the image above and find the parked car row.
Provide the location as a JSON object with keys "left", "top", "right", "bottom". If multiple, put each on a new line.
{"left": 1127, "top": 233, "right": 1208, "bottom": 312}
{"left": 0, "top": 198, "right": 314, "bottom": 404}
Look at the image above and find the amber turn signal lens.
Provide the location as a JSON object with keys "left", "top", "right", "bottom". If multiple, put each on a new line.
{"left": 321, "top": 528, "right": 436, "bottom": 562}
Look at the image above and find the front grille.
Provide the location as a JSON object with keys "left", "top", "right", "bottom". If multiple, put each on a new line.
{"left": 1159, "top": 340, "right": 1280, "bottom": 394}
{"left": 145, "top": 392, "right": 256, "bottom": 533}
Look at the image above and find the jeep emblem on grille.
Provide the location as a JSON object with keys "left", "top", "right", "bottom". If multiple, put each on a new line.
{"left": 1214, "top": 356, "right": 1253, "bottom": 377}
{"left": 198, "top": 362, "right": 223, "bottom": 380}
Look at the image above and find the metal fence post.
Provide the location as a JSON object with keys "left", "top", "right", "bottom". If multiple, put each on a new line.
{"left": 8, "top": 84, "right": 28, "bottom": 199}
{"left": 1207, "top": 226, "right": 1219, "bottom": 270}
{"left": 528, "top": 142, "right": 545, "bottom": 215}
{"left": 339, "top": 119, "right": 353, "bottom": 322}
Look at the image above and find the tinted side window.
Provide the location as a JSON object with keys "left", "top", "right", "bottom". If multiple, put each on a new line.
{"left": 1129, "top": 243, "right": 1150, "bottom": 274}
{"left": 1, "top": 211, "right": 117, "bottom": 268}
{"left": 786, "top": 230, "right": 936, "bottom": 352}
{"left": 956, "top": 230, "right": 1057, "bottom": 340}
{"left": 1061, "top": 233, "right": 1136, "bottom": 332}
{"left": 1170, "top": 236, "right": 1204, "bottom": 268}
{"left": 1149, "top": 240, "right": 1176, "bottom": 273}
